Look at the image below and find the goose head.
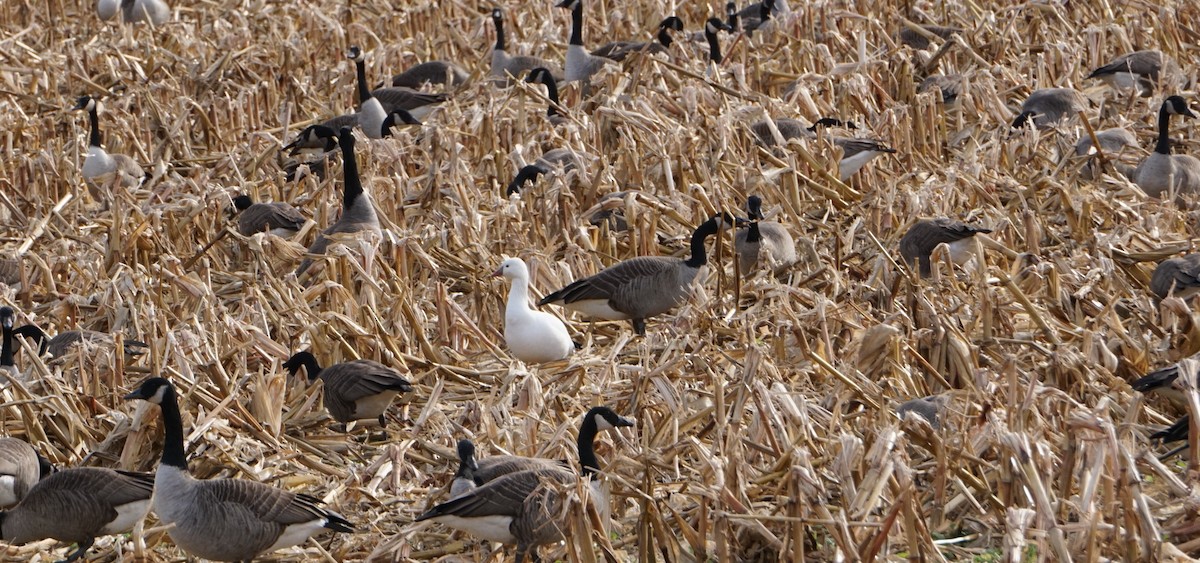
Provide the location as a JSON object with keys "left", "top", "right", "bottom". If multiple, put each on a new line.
{"left": 382, "top": 109, "right": 421, "bottom": 138}
{"left": 282, "top": 351, "right": 322, "bottom": 382}
{"left": 659, "top": 16, "right": 684, "bottom": 33}
{"left": 0, "top": 307, "right": 12, "bottom": 331}
{"left": 586, "top": 406, "right": 635, "bottom": 431}
{"left": 123, "top": 377, "right": 173, "bottom": 404}
{"left": 457, "top": 439, "right": 479, "bottom": 471}
{"left": 526, "top": 67, "right": 555, "bottom": 87}
{"left": 232, "top": 194, "right": 253, "bottom": 212}
{"left": 1011, "top": 111, "right": 1037, "bottom": 129}
{"left": 746, "top": 195, "right": 765, "bottom": 221}
{"left": 71, "top": 95, "right": 98, "bottom": 112}
{"left": 555, "top": 0, "right": 579, "bottom": 9}
{"left": 284, "top": 124, "right": 339, "bottom": 155}
{"left": 725, "top": 2, "right": 738, "bottom": 21}
{"left": 491, "top": 7, "right": 503, "bottom": 22}
{"left": 493, "top": 257, "right": 530, "bottom": 281}
{"left": 338, "top": 127, "right": 356, "bottom": 152}
{"left": 1165, "top": 95, "right": 1197, "bottom": 118}
{"left": 706, "top": 17, "right": 733, "bottom": 34}
{"left": 346, "top": 45, "right": 365, "bottom": 63}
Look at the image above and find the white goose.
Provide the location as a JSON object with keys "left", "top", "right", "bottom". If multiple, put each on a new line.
{"left": 494, "top": 258, "right": 574, "bottom": 363}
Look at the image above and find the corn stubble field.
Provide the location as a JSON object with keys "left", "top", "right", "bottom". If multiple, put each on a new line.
{"left": 2, "top": 0, "right": 1200, "bottom": 560}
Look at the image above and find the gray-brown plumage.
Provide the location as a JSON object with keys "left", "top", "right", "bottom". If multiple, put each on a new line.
{"left": 283, "top": 115, "right": 357, "bottom": 155}
{"left": 898, "top": 24, "right": 961, "bottom": 50}
{"left": 490, "top": 8, "right": 563, "bottom": 85}
{"left": 539, "top": 214, "right": 730, "bottom": 334}
{"left": 0, "top": 438, "right": 47, "bottom": 509}
{"left": 1011, "top": 88, "right": 1087, "bottom": 130}
{"left": 1088, "top": 50, "right": 1181, "bottom": 96}
{"left": 123, "top": 378, "right": 354, "bottom": 561}
{"left": 419, "top": 407, "right": 633, "bottom": 563}
{"left": 0, "top": 258, "right": 21, "bottom": 286}
{"left": 11, "top": 325, "right": 147, "bottom": 360}
{"left": 0, "top": 467, "right": 154, "bottom": 563}
{"left": 1132, "top": 96, "right": 1200, "bottom": 198}
{"left": 232, "top": 195, "right": 306, "bottom": 237}
{"left": 750, "top": 118, "right": 896, "bottom": 181}
{"left": 897, "top": 396, "right": 947, "bottom": 429}
{"left": 1150, "top": 254, "right": 1200, "bottom": 300}
{"left": 734, "top": 195, "right": 796, "bottom": 275}
{"left": 282, "top": 351, "right": 412, "bottom": 427}
{"left": 295, "top": 127, "right": 381, "bottom": 277}
{"left": 1075, "top": 127, "right": 1138, "bottom": 180}
{"left": 898, "top": 218, "right": 992, "bottom": 276}
{"left": 591, "top": 16, "right": 683, "bottom": 61}
{"left": 391, "top": 61, "right": 468, "bottom": 90}
{"left": 919, "top": 74, "right": 963, "bottom": 105}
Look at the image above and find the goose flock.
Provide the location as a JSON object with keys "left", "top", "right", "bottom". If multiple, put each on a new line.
{"left": 3, "top": 0, "right": 1200, "bottom": 560}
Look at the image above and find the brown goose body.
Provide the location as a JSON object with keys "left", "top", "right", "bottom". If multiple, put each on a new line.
{"left": 898, "top": 218, "right": 991, "bottom": 276}
{"left": 283, "top": 351, "right": 412, "bottom": 425}
{"left": 1150, "top": 253, "right": 1200, "bottom": 300}
{"left": 233, "top": 195, "right": 306, "bottom": 237}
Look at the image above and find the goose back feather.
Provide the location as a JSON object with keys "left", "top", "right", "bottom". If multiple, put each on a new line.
{"left": 282, "top": 351, "right": 412, "bottom": 425}
{"left": 898, "top": 218, "right": 992, "bottom": 276}
{"left": 0, "top": 439, "right": 45, "bottom": 509}
{"left": 233, "top": 195, "right": 306, "bottom": 237}
{"left": 1150, "top": 253, "right": 1200, "bottom": 299}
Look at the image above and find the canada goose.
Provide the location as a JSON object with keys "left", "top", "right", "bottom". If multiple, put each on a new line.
{"left": 898, "top": 218, "right": 992, "bottom": 277}
{"left": 283, "top": 116, "right": 357, "bottom": 156}
{"left": 539, "top": 213, "right": 732, "bottom": 335}
{"left": 294, "top": 127, "right": 382, "bottom": 277}
{"left": 525, "top": 67, "right": 567, "bottom": 126}
{"left": 1, "top": 307, "right": 17, "bottom": 376}
{"left": 738, "top": 0, "right": 775, "bottom": 36}
{"left": 232, "top": 195, "right": 306, "bottom": 237}
{"left": 282, "top": 351, "right": 412, "bottom": 427}
{"left": 506, "top": 148, "right": 584, "bottom": 196}
{"left": 10, "top": 324, "right": 148, "bottom": 361}
{"left": 1088, "top": 50, "right": 1180, "bottom": 96}
{"left": 391, "top": 60, "right": 469, "bottom": 90}
{"left": 734, "top": 195, "right": 796, "bottom": 275}
{"left": 72, "top": 96, "right": 145, "bottom": 188}
{"left": 591, "top": 16, "right": 684, "bottom": 62}
{"left": 124, "top": 378, "right": 354, "bottom": 561}
{"left": 725, "top": 1, "right": 739, "bottom": 31}
{"left": 1075, "top": 127, "right": 1137, "bottom": 180}
{"left": 1131, "top": 361, "right": 1189, "bottom": 405}
{"left": 557, "top": 0, "right": 616, "bottom": 83}
{"left": 449, "top": 439, "right": 479, "bottom": 498}
{"left": 494, "top": 258, "right": 574, "bottom": 364}
{"left": 456, "top": 406, "right": 631, "bottom": 489}
{"left": 1150, "top": 253, "right": 1200, "bottom": 300}
{"left": 490, "top": 8, "right": 564, "bottom": 85}
{"left": 897, "top": 24, "right": 961, "bottom": 50}
{"left": 347, "top": 46, "right": 445, "bottom": 139}
{"left": 1010, "top": 88, "right": 1087, "bottom": 130}
{"left": 750, "top": 118, "right": 896, "bottom": 181}
{"left": 1131, "top": 95, "right": 1200, "bottom": 199}
{"left": 97, "top": 0, "right": 169, "bottom": 24}
{"left": 0, "top": 438, "right": 49, "bottom": 509}
{"left": 704, "top": 18, "right": 734, "bottom": 64}
{"left": 896, "top": 396, "right": 947, "bottom": 429}
{"left": 416, "top": 407, "right": 634, "bottom": 563}
{"left": 919, "top": 74, "right": 963, "bottom": 105}
{"left": 0, "top": 467, "right": 154, "bottom": 562}
{"left": 1151, "top": 415, "right": 1189, "bottom": 445}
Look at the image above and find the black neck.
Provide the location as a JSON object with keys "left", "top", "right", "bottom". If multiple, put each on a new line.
{"left": 685, "top": 217, "right": 720, "bottom": 268}
{"left": 494, "top": 16, "right": 507, "bottom": 51}
{"left": 539, "top": 74, "right": 561, "bottom": 118}
{"left": 760, "top": 2, "right": 771, "bottom": 20}
{"left": 342, "top": 140, "right": 365, "bottom": 212}
{"left": 0, "top": 324, "right": 13, "bottom": 369}
{"left": 88, "top": 106, "right": 102, "bottom": 148}
{"left": 1156, "top": 103, "right": 1173, "bottom": 155}
{"left": 657, "top": 26, "right": 673, "bottom": 48}
{"left": 355, "top": 59, "right": 372, "bottom": 106}
{"left": 746, "top": 222, "right": 762, "bottom": 243}
{"left": 569, "top": 3, "right": 584, "bottom": 46}
{"left": 728, "top": 14, "right": 738, "bottom": 30}
{"left": 706, "top": 30, "right": 723, "bottom": 64}
{"left": 507, "top": 165, "right": 546, "bottom": 195}
{"left": 12, "top": 326, "right": 48, "bottom": 356}
{"left": 159, "top": 385, "right": 188, "bottom": 469}
{"left": 577, "top": 416, "right": 601, "bottom": 478}
{"left": 381, "top": 113, "right": 397, "bottom": 138}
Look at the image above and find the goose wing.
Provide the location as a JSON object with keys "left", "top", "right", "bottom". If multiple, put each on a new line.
{"left": 833, "top": 137, "right": 896, "bottom": 158}
{"left": 539, "top": 256, "right": 680, "bottom": 307}
{"left": 7, "top": 469, "right": 153, "bottom": 543}
{"left": 320, "top": 360, "right": 412, "bottom": 402}
{"left": 197, "top": 478, "right": 350, "bottom": 532}
{"left": 238, "top": 202, "right": 306, "bottom": 236}
{"left": 1151, "top": 255, "right": 1200, "bottom": 298}
{"left": 370, "top": 89, "right": 447, "bottom": 112}
{"left": 416, "top": 468, "right": 574, "bottom": 521}
{"left": 1088, "top": 50, "right": 1162, "bottom": 79}
{"left": 475, "top": 456, "right": 565, "bottom": 484}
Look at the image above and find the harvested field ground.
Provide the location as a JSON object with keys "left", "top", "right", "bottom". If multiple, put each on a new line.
{"left": 2, "top": 0, "right": 1200, "bottom": 561}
